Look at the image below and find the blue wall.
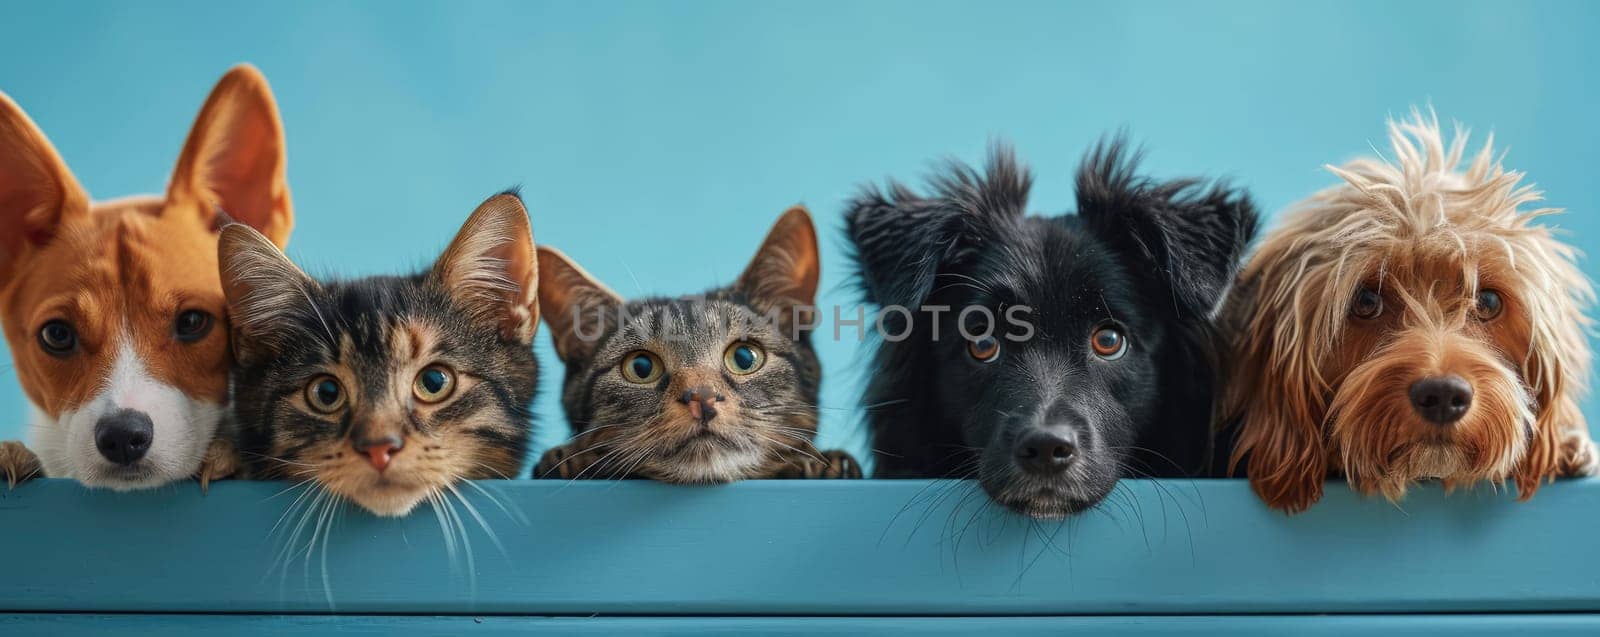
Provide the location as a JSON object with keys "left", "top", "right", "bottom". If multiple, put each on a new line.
{"left": 2, "top": 0, "right": 1597, "bottom": 462}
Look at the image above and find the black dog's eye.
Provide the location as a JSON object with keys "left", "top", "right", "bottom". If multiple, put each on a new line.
{"left": 174, "top": 310, "right": 214, "bottom": 342}
{"left": 967, "top": 336, "right": 1000, "bottom": 363}
{"left": 38, "top": 320, "right": 78, "bottom": 355}
{"left": 1090, "top": 326, "right": 1127, "bottom": 360}
{"left": 1475, "top": 289, "right": 1504, "bottom": 321}
{"left": 1351, "top": 286, "right": 1383, "bottom": 320}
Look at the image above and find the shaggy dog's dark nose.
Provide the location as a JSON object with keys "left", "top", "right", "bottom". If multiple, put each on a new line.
{"left": 1409, "top": 375, "right": 1473, "bottom": 425}
{"left": 1014, "top": 427, "right": 1077, "bottom": 474}
{"left": 95, "top": 409, "right": 154, "bottom": 466}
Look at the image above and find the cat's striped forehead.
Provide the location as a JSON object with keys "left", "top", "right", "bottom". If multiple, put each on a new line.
{"left": 607, "top": 296, "right": 775, "bottom": 348}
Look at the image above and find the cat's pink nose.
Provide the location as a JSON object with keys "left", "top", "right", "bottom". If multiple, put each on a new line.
{"left": 355, "top": 436, "right": 403, "bottom": 472}
{"left": 678, "top": 386, "right": 724, "bottom": 424}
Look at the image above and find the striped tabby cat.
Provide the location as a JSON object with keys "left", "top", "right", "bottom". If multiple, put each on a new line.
{"left": 534, "top": 207, "right": 859, "bottom": 483}
{"left": 220, "top": 192, "right": 540, "bottom": 516}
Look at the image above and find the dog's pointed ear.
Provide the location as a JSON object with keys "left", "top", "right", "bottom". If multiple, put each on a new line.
{"left": 537, "top": 246, "right": 622, "bottom": 362}
{"left": 0, "top": 91, "right": 90, "bottom": 279}
{"left": 846, "top": 144, "right": 1030, "bottom": 309}
{"left": 218, "top": 223, "right": 318, "bottom": 362}
{"left": 735, "top": 206, "right": 820, "bottom": 332}
{"left": 430, "top": 191, "right": 539, "bottom": 345}
{"left": 168, "top": 64, "right": 293, "bottom": 247}
{"left": 1077, "top": 139, "right": 1259, "bottom": 319}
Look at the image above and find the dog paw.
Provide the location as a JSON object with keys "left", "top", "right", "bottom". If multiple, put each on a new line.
{"left": 1560, "top": 432, "right": 1600, "bottom": 478}
{"left": 195, "top": 438, "right": 242, "bottom": 493}
{"left": 0, "top": 440, "right": 43, "bottom": 489}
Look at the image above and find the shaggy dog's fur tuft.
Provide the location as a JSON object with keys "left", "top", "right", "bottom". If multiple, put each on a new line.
{"left": 1223, "top": 109, "right": 1600, "bottom": 513}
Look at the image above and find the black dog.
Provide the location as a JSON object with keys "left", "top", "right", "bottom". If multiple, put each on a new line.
{"left": 845, "top": 142, "right": 1257, "bottom": 518}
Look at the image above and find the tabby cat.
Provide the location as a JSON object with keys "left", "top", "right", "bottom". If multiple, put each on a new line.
{"left": 534, "top": 206, "right": 859, "bottom": 483}
{"left": 220, "top": 192, "right": 540, "bottom": 517}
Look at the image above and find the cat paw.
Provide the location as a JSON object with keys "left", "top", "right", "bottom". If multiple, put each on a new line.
{"left": 534, "top": 445, "right": 581, "bottom": 479}
{"left": 195, "top": 437, "right": 242, "bottom": 493}
{"left": 814, "top": 449, "right": 863, "bottom": 479}
{"left": 778, "top": 449, "right": 863, "bottom": 479}
{"left": 0, "top": 440, "right": 43, "bottom": 489}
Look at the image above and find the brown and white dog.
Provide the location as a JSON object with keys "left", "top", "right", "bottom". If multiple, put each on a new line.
{"left": 0, "top": 65, "right": 293, "bottom": 490}
{"left": 1222, "top": 110, "right": 1599, "bottom": 512}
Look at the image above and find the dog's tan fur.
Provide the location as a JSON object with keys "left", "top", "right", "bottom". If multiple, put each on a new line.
{"left": 1224, "top": 110, "right": 1598, "bottom": 513}
{"left": 0, "top": 65, "right": 292, "bottom": 489}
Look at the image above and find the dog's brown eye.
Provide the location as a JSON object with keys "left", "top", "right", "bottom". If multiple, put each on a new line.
{"left": 1090, "top": 326, "right": 1128, "bottom": 360}
{"left": 1475, "top": 289, "right": 1504, "bottom": 321}
{"left": 620, "top": 350, "right": 664, "bottom": 384}
{"left": 305, "top": 375, "right": 346, "bottom": 413}
{"left": 38, "top": 320, "right": 78, "bottom": 355}
{"left": 1351, "top": 286, "right": 1383, "bottom": 320}
{"left": 968, "top": 336, "right": 1001, "bottom": 362}
{"left": 174, "top": 310, "right": 214, "bottom": 342}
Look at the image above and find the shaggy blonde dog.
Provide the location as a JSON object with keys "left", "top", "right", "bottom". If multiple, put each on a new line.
{"left": 1224, "top": 110, "right": 1598, "bottom": 513}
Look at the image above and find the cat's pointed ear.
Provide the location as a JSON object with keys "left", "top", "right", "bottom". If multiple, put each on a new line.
{"left": 1076, "top": 138, "right": 1259, "bottom": 319}
{"left": 537, "top": 246, "right": 621, "bottom": 362}
{"left": 0, "top": 90, "right": 91, "bottom": 280}
{"left": 218, "top": 223, "right": 318, "bottom": 360}
{"left": 736, "top": 206, "right": 821, "bottom": 307}
{"left": 167, "top": 64, "right": 294, "bottom": 247}
{"left": 431, "top": 191, "right": 540, "bottom": 345}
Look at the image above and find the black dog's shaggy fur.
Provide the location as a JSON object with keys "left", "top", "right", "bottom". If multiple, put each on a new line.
{"left": 846, "top": 141, "right": 1257, "bottom": 518}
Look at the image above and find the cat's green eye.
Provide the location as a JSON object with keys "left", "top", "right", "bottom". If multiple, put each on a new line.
{"left": 723, "top": 341, "right": 766, "bottom": 375}
{"left": 305, "top": 375, "right": 346, "bottom": 414}
{"left": 621, "top": 350, "right": 664, "bottom": 384}
{"left": 413, "top": 365, "right": 456, "bottom": 403}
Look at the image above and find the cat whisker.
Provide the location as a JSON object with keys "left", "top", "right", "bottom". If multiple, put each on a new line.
{"left": 588, "top": 441, "right": 649, "bottom": 480}
{"left": 552, "top": 423, "right": 626, "bottom": 446}
{"left": 260, "top": 478, "right": 315, "bottom": 504}
{"left": 569, "top": 436, "right": 646, "bottom": 482}
{"left": 314, "top": 497, "right": 343, "bottom": 612}
{"left": 539, "top": 437, "right": 619, "bottom": 478}
{"left": 264, "top": 482, "right": 325, "bottom": 589}
{"left": 426, "top": 490, "right": 463, "bottom": 578}
{"left": 605, "top": 445, "right": 653, "bottom": 481}
{"left": 460, "top": 470, "right": 530, "bottom": 524}
{"left": 445, "top": 481, "right": 509, "bottom": 560}
{"left": 755, "top": 433, "right": 827, "bottom": 465}
{"left": 265, "top": 480, "right": 320, "bottom": 543}
{"left": 440, "top": 488, "right": 478, "bottom": 600}
{"left": 241, "top": 450, "right": 320, "bottom": 468}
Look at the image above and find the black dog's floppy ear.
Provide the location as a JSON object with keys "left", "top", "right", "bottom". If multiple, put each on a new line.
{"left": 1076, "top": 138, "right": 1259, "bottom": 319}
{"left": 845, "top": 144, "right": 1031, "bottom": 309}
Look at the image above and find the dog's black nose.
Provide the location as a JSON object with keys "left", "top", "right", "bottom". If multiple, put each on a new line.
{"left": 1014, "top": 427, "right": 1077, "bottom": 474}
{"left": 1409, "top": 375, "right": 1473, "bottom": 425}
{"left": 94, "top": 409, "right": 154, "bottom": 466}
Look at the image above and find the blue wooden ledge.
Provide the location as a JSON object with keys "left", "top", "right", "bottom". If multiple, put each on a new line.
{"left": 1, "top": 478, "right": 1597, "bottom": 616}
{"left": 4, "top": 615, "right": 1600, "bottom": 636}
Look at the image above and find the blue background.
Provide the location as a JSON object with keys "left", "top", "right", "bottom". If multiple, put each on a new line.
{"left": 2, "top": 0, "right": 1597, "bottom": 464}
